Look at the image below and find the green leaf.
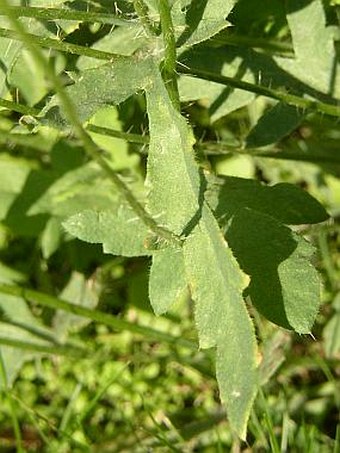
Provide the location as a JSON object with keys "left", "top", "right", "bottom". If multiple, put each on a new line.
{"left": 53, "top": 272, "right": 99, "bottom": 341}
{"left": 178, "top": 47, "right": 256, "bottom": 121}
{"left": 88, "top": 106, "right": 140, "bottom": 171}
{"left": 275, "top": 0, "right": 340, "bottom": 97}
{"left": 183, "top": 205, "right": 257, "bottom": 439}
{"left": 206, "top": 175, "right": 329, "bottom": 226}
{"left": 246, "top": 102, "right": 305, "bottom": 147}
{"left": 323, "top": 293, "right": 340, "bottom": 359}
{"left": 29, "top": 162, "right": 118, "bottom": 218}
{"left": 77, "top": 24, "right": 146, "bottom": 70}
{"left": 63, "top": 205, "right": 151, "bottom": 257}
{"left": 173, "top": 0, "right": 236, "bottom": 47}
{"left": 0, "top": 154, "right": 32, "bottom": 220}
{"left": 149, "top": 246, "right": 187, "bottom": 315}
{"left": 145, "top": 65, "right": 200, "bottom": 235}
{"left": 0, "top": 294, "right": 52, "bottom": 387}
{"left": 227, "top": 208, "right": 320, "bottom": 333}
{"left": 43, "top": 55, "right": 154, "bottom": 126}
{"left": 145, "top": 66, "right": 258, "bottom": 437}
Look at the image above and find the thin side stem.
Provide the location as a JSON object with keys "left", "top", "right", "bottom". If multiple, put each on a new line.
{"left": 86, "top": 124, "right": 150, "bottom": 144}
{"left": 177, "top": 65, "right": 340, "bottom": 118}
{"left": 0, "top": 352, "right": 24, "bottom": 452}
{"left": 0, "top": 97, "right": 40, "bottom": 115}
{"left": 158, "top": 0, "right": 180, "bottom": 111}
{"left": 0, "top": 283, "right": 197, "bottom": 350}
{"left": 0, "top": 5, "right": 134, "bottom": 25}
{"left": 0, "top": 337, "right": 85, "bottom": 357}
{"left": 0, "top": 27, "right": 116, "bottom": 61}
{"left": 133, "top": 0, "right": 159, "bottom": 36}
{"left": 0, "top": 1, "right": 181, "bottom": 246}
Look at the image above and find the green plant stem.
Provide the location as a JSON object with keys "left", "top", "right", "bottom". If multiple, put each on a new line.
{"left": 133, "top": 0, "right": 158, "bottom": 36}
{"left": 177, "top": 65, "right": 340, "bottom": 118}
{"left": 0, "top": 5, "right": 133, "bottom": 25}
{"left": 0, "top": 2, "right": 181, "bottom": 246}
{"left": 0, "top": 27, "right": 116, "bottom": 61}
{"left": 158, "top": 0, "right": 180, "bottom": 111}
{"left": 1, "top": 25, "right": 339, "bottom": 119}
{"left": 0, "top": 283, "right": 197, "bottom": 350}
{"left": 0, "top": 128, "right": 53, "bottom": 152}
{"left": 0, "top": 337, "right": 85, "bottom": 357}
{"left": 0, "top": 352, "right": 24, "bottom": 453}
{"left": 0, "top": 97, "right": 40, "bottom": 115}
{"left": 86, "top": 124, "right": 149, "bottom": 144}
{"left": 209, "top": 33, "right": 294, "bottom": 56}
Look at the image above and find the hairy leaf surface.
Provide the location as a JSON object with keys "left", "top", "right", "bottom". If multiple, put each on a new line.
{"left": 145, "top": 67, "right": 258, "bottom": 437}
{"left": 43, "top": 55, "right": 154, "bottom": 126}
{"left": 275, "top": 0, "right": 339, "bottom": 97}
{"left": 173, "top": 0, "right": 236, "bottom": 47}
{"left": 63, "top": 205, "right": 151, "bottom": 257}
{"left": 149, "top": 246, "right": 187, "bottom": 315}
{"left": 145, "top": 66, "right": 200, "bottom": 235}
{"left": 183, "top": 205, "right": 257, "bottom": 439}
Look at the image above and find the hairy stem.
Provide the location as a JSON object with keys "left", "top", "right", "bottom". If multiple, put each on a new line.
{"left": 0, "top": 5, "right": 133, "bottom": 25}
{"left": 1, "top": 25, "right": 339, "bottom": 119}
{"left": 133, "top": 0, "right": 159, "bottom": 36}
{"left": 158, "top": 0, "right": 180, "bottom": 111}
{"left": 0, "top": 97, "right": 40, "bottom": 115}
{"left": 177, "top": 65, "right": 340, "bottom": 118}
{"left": 0, "top": 27, "right": 116, "bottom": 61}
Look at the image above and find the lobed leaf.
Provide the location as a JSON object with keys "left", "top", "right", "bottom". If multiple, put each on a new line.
{"left": 43, "top": 55, "right": 154, "bottom": 127}
{"left": 246, "top": 102, "right": 305, "bottom": 148}
{"left": 206, "top": 175, "right": 329, "bottom": 226}
{"left": 173, "top": 0, "right": 236, "bottom": 48}
{"left": 227, "top": 208, "right": 320, "bottom": 333}
{"left": 63, "top": 205, "right": 151, "bottom": 257}
{"left": 275, "top": 0, "right": 340, "bottom": 97}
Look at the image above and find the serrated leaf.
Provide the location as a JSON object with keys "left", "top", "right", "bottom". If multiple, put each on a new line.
{"left": 227, "top": 208, "right": 320, "bottom": 333}
{"left": 29, "top": 162, "right": 118, "bottom": 218}
{"left": 77, "top": 24, "right": 146, "bottom": 70}
{"left": 43, "top": 55, "right": 154, "bottom": 127}
{"left": 149, "top": 246, "right": 187, "bottom": 315}
{"left": 173, "top": 0, "right": 236, "bottom": 47}
{"left": 275, "top": 0, "right": 340, "bottom": 97}
{"left": 206, "top": 175, "right": 329, "bottom": 226}
{"left": 145, "top": 65, "right": 200, "bottom": 235}
{"left": 246, "top": 102, "right": 305, "bottom": 148}
{"left": 63, "top": 205, "right": 151, "bottom": 257}
{"left": 145, "top": 66, "right": 258, "bottom": 437}
{"left": 183, "top": 205, "right": 257, "bottom": 439}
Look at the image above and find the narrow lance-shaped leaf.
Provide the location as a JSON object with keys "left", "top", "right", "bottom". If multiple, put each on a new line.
{"left": 145, "top": 68, "right": 258, "bottom": 438}
{"left": 183, "top": 205, "right": 258, "bottom": 439}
